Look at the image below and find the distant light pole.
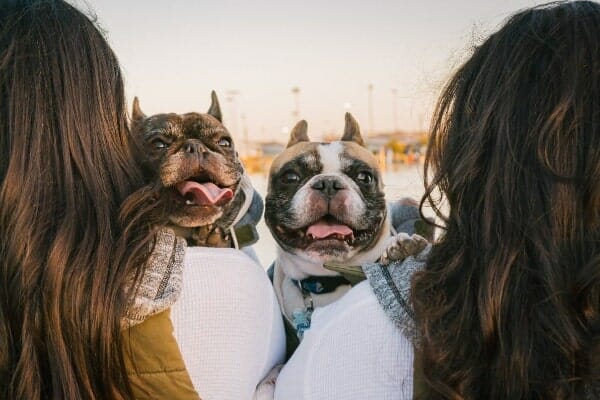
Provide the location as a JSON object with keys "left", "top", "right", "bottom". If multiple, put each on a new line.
{"left": 391, "top": 88, "right": 398, "bottom": 133}
{"left": 291, "top": 86, "right": 301, "bottom": 121}
{"left": 225, "top": 89, "right": 240, "bottom": 138}
{"left": 367, "top": 83, "right": 374, "bottom": 136}
{"left": 241, "top": 113, "right": 249, "bottom": 156}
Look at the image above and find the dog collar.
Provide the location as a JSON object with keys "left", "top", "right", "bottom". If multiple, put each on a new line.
{"left": 289, "top": 275, "right": 350, "bottom": 339}
{"left": 228, "top": 174, "right": 263, "bottom": 249}
{"left": 291, "top": 275, "right": 352, "bottom": 295}
{"left": 230, "top": 224, "right": 259, "bottom": 249}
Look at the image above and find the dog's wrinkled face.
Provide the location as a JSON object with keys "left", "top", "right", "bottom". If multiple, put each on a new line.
{"left": 132, "top": 92, "right": 244, "bottom": 228}
{"left": 265, "top": 114, "right": 387, "bottom": 265}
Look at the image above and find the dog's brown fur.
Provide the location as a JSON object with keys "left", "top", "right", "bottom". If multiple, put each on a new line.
{"left": 131, "top": 92, "right": 246, "bottom": 247}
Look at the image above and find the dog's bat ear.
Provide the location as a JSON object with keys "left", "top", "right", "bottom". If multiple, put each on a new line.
{"left": 132, "top": 96, "right": 146, "bottom": 122}
{"left": 287, "top": 120, "right": 309, "bottom": 148}
{"left": 207, "top": 90, "right": 223, "bottom": 122}
{"left": 341, "top": 113, "right": 365, "bottom": 146}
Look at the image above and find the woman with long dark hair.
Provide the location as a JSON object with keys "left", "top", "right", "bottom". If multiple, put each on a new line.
{"left": 273, "top": 2, "right": 600, "bottom": 399}
{"left": 412, "top": 1, "right": 600, "bottom": 398}
{"left": 0, "top": 2, "right": 287, "bottom": 399}
{"left": 0, "top": 1, "right": 187, "bottom": 398}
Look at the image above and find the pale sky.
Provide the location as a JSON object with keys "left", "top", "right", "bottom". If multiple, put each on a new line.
{"left": 76, "top": 0, "right": 542, "bottom": 144}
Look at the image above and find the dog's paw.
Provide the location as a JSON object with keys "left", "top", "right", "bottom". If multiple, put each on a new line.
{"left": 189, "top": 225, "right": 233, "bottom": 248}
{"left": 381, "top": 232, "right": 428, "bottom": 265}
{"left": 205, "top": 227, "right": 233, "bottom": 248}
{"left": 253, "top": 364, "right": 284, "bottom": 400}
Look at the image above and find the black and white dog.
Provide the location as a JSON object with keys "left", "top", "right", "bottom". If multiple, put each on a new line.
{"left": 264, "top": 113, "right": 427, "bottom": 351}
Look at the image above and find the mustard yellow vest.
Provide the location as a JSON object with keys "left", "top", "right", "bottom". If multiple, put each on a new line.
{"left": 122, "top": 309, "right": 201, "bottom": 400}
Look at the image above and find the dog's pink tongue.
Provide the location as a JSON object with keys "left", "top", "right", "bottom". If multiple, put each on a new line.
{"left": 306, "top": 221, "right": 353, "bottom": 239}
{"left": 176, "top": 181, "right": 233, "bottom": 206}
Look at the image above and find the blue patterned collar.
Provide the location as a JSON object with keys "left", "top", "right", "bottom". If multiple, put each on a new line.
{"left": 291, "top": 275, "right": 351, "bottom": 294}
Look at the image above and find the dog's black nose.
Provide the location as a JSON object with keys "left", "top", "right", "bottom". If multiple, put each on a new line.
{"left": 311, "top": 177, "right": 345, "bottom": 197}
{"left": 183, "top": 141, "right": 208, "bottom": 156}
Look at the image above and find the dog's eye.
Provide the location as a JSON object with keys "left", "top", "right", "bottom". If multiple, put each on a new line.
{"left": 281, "top": 171, "right": 300, "bottom": 184}
{"left": 218, "top": 137, "right": 232, "bottom": 147}
{"left": 356, "top": 171, "right": 374, "bottom": 184}
{"left": 150, "top": 138, "right": 169, "bottom": 150}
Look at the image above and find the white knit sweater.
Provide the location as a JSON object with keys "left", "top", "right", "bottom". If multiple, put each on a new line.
{"left": 170, "top": 246, "right": 286, "bottom": 400}
{"left": 274, "top": 281, "right": 414, "bottom": 400}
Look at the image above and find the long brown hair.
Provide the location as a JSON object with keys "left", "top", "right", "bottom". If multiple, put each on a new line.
{"left": 413, "top": 1, "right": 600, "bottom": 399}
{"left": 0, "top": 1, "right": 161, "bottom": 398}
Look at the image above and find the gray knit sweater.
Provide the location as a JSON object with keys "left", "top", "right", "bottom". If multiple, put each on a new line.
{"left": 121, "top": 228, "right": 187, "bottom": 329}
{"left": 359, "top": 199, "right": 430, "bottom": 343}
{"left": 362, "top": 247, "right": 429, "bottom": 345}
{"left": 363, "top": 250, "right": 600, "bottom": 399}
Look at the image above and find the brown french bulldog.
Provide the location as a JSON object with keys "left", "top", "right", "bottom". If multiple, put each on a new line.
{"left": 131, "top": 91, "right": 254, "bottom": 247}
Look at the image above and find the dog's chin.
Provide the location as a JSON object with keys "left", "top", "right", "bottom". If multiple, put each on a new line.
{"left": 169, "top": 206, "right": 224, "bottom": 227}
{"left": 301, "top": 239, "right": 357, "bottom": 264}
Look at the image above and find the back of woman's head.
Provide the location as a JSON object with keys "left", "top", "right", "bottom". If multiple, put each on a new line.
{"left": 414, "top": 1, "right": 600, "bottom": 399}
{"left": 0, "top": 1, "right": 155, "bottom": 398}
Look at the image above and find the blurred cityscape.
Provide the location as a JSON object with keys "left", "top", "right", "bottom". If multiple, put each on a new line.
{"left": 232, "top": 86, "right": 428, "bottom": 174}
{"left": 241, "top": 129, "right": 427, "bottom": 174}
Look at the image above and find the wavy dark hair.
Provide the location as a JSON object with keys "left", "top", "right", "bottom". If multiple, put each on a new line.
{"left": 0, "top": 1, "right": 162, "bottom": 398}
{"left": 413, "top": 1, "right": 600, "bottom": 399}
